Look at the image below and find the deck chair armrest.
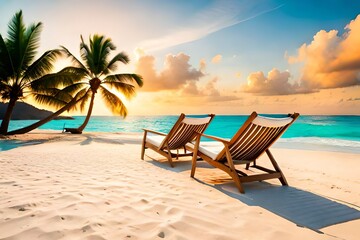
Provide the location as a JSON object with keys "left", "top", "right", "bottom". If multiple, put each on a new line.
{"left": 195, "top": 132, "right": 230, "bottom": 145}
{"left": 142, "top": 128, "right": 167, "bottom": 136}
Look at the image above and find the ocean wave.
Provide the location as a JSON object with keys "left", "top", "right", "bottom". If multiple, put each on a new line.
{"left": 279, "top": 137, "right": 360, "bottom": 148}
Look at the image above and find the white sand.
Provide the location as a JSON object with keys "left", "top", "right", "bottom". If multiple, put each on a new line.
{"left": 0, "top": 131, "right": 359, "bottom": 240}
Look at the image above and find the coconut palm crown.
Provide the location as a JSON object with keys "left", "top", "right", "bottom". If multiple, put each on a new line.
{"left": 59, "top": 34, "right": 143, "bottom": 133}
{"left": 0, "top": 10, "right": 64, "bottom": 134}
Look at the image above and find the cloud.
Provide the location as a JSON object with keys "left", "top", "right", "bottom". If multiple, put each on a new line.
{"left": 245, "top": 14, "right": 360, "bottom": 96}
{"left": 199, "top": 59, "right": 207, "bottom": 72}
{"left": 139, "top": 0, "right": 284, "bottom": 52}
{"left": 182, "top": 77, "right": 239, "bottom": 102}
{"left": 244, "top": 68, "right": 303, "bottom": 95}
{"left": 182, "top": 81, "right": 199, "bottom": 95}
{"left": 288, "top": 14, "right": 360, "bottom": 90}
{"left": 211, "top": 54, "right": 222, "bottom": 64}
{"left": 135, "top": 52, "right": 239, "bottom": 102}
{"left": 135, "top": 53, "right": 204, "bottom": 92}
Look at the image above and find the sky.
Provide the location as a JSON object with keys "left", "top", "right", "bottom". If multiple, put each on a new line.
{"left": 1, "top": 0, "right": 360, "bottom": 116}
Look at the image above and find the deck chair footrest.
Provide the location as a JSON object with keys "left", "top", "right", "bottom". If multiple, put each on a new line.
{"left": 240, "top": 173, "right": 282, "bottom": 183}
{"left": 251, "top": 165, "right": 277, "bottom": 174}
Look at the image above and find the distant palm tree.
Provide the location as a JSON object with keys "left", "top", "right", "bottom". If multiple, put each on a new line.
{"left": 59, "top": 34, "right": 143, "bottom": 133}
{"left": 0, "top": 10, "right": 65, "bottom": 134}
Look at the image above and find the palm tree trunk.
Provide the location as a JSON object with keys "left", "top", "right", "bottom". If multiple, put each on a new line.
{"left": 0, "top": 98, "right": 18, "bottom": 135}
{"left": 6, "top": 97, "right": 78, "bottom": 135}
{"left": 76, "top": 92, "right": 96, "bottom": 132}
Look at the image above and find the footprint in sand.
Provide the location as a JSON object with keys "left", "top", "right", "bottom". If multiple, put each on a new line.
{"left": 158, "top": 231, "right": 165, "bottom": 238}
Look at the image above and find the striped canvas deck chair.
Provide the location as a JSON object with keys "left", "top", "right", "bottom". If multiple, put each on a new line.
{"left": 141, "top": 113, "right": 215, "bottom": 167}
{"left": 188, "top": 112, "right": 299, "bottom": 193}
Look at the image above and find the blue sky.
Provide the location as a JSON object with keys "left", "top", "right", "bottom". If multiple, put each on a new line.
{"left": 1, "top": 0, "right": 359, "bottom": 115}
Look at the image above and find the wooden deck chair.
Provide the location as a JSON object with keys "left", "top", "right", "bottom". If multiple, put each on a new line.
{"left": 188, "top": 112, "right": 299, "bottom": 193}
{"left": 141, "top": 113, "right": 215, "bottom": 167}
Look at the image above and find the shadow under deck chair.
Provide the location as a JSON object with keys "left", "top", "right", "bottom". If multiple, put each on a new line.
{"left": 188, "top": 111, "right": 299, "bottom": 193}
{"left": 141, "top": 113, "right": 215, "bottom": 167}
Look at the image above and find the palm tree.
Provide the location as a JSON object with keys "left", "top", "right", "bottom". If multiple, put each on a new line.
{"left": 5, "top": 64, "right": 90, "bottom": 135}
{"left": 0, "top": 10, "right": 64, "bottom": 134}
{"left": 6, "top": 84, "right": 87, "bottom": 135}
{"left": 59, "top": 34, "right": 143, "bottom": 133}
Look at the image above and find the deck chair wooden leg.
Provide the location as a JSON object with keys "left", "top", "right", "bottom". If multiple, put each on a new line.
{"left": 166, "top": 145, "right": 174, "bottom": 168}
{"left": 266, "top": 149, "right": 288, "bottom": 186}
{"left": 190, "top": 154, "right": 197, "bottom": 178}
{"left": 190, "top": 136, "right": 201, "bottom": 177}
{"left": 141, "top": 131, "right": 147, "bottom": 160}
{"left": 225, "top": 145, "right": 245, "bottom": 193}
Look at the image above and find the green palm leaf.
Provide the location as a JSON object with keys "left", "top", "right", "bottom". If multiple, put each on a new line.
{"left": 67, "top": 88, "right": 90, "bottom": 112}
{"left": 77, "top": 88, "right": 92, "bottom": 112}
{"left": 22, "top": 49, "right": 62, "bottom": 83}
{"left": 7, "top": 11, "right": 43, "bottom": 77}
{"left": 80, "top": 35, "right": 93, "bottom": 72}
{"left": 0, "top": 34, "right": 13, "bottom": 79}
{"left": 103, "top": 52, "right": 129, "bottom": 74}
{"left": 99, "top": 86, "right": 127, "bottom": 117}
{"left": 81, "top": 34, "right": 119, "bottom": 76}
{"left": 20, "top": 22, "right": 42, "bottom": 72}
{"left": 102, "top": 81, "right": 136, "bottom": 99}
{"left": 60, "top": 82, "right": 88, "bottom": 96}
{"left": 33, "top": 94, "right": 65, "bottom": 108}
{"left": 31, "top": 66, "right": 88, "bottom": 90}
{"left": 33, "top": 86, "right": 78, "bottom": 103}
{"left": 0, "top": 81, "right": 11, "bottom": 100}
{"left": 60, "top": 46, "right": 89, "bottom": 72}
{"left": 6, "top": 10, "right": 26, "bottom": 74}
{"left": 103, "top": 73, "right": 143, "bottom": 87}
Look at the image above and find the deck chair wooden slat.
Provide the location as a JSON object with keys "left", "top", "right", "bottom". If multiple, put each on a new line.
{"left": 187, "top": 111, "right": 299, "bottom": 193}
{"left": 141, "top": 113, "right": 215, "bottom": 167}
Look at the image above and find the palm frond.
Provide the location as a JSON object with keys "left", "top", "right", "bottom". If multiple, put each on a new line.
{"left": 6, "top": 11, "right": 43, "bottom": 82}
{"left": 30, "top": 66, "right": 88, "bottom": 90}
{"left": 102, "top": 81, "right": 135, "bottom": 99}
{"left": 0, "top": 81, "right": 12, "bottom": 101}
{"left": 33, "top": 88, "right": 71, "bottom": 109}
{"left": 23, "top": 49, "right": 62, "bottom": 82}
{"left": 6, "top": 10, "right": 27, "bottom": 76}
{"left": 60, "top": 82, "right": 89, "bottom": 97}
{"left": 80, "top": 35, "right": 93, "bottom": 71}
{"left": 103, "top": 73, "right": 143, "bottom": 87}
{"left": 99, "top": 86, "right": 127, "bottom": 117}
{"left": 66, "top": 88, "right": 90, "bottom": 112}
{"left": 20, "top": 22, "right": 42, "bottom": 71}
{"left": 77, "top": 88, "right": 92, "bottom": 112}
{"left": 60, "top": 45, "right": 89, "bottom": 71}
{"left": 81, "top": 34, "right": 119, "bottom": 76}
{"left": 34, "top": 86, "right": 76, "bottom": 103}
{"left": 0, "top": 34, "right": 14, "bottom": 79}
{"left": 103, "top": 52, "right": 129, "bottom": 74}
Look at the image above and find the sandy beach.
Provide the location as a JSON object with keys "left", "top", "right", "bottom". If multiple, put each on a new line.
{"left": 0, "top": 131, "right": 359, "bottom": 240}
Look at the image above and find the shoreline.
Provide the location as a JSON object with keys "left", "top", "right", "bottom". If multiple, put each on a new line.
{"left": 0, "top": 131, "right": 359, "bottom": 239}
{"left": 2, "top": 130, "right": 360, "bottom": 154}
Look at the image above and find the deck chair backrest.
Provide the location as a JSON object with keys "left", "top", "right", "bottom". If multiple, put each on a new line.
{"left": 166, "top": 115, "right": 214, "bottom": 149}
{"left": 218, "top": 112, "right": 299, "bottom": 161}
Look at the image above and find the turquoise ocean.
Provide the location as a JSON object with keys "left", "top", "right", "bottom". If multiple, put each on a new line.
{"left": 1, "top": 114, "right": 360, "bottom": 153}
